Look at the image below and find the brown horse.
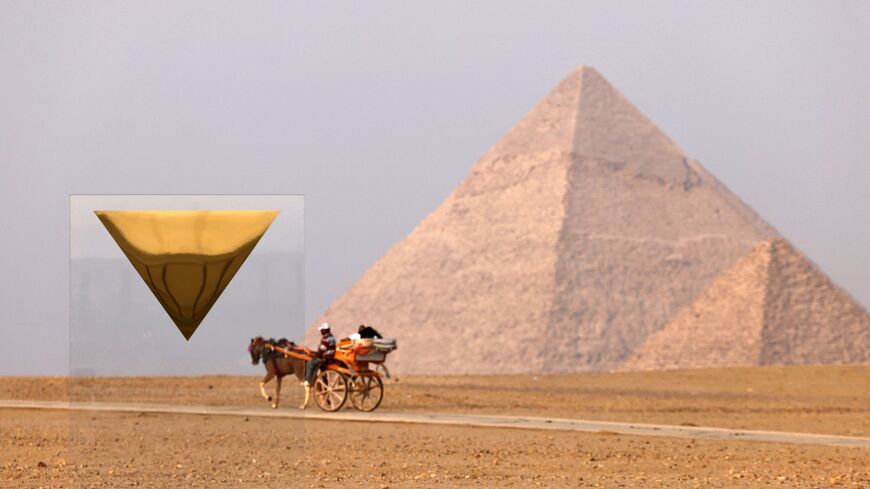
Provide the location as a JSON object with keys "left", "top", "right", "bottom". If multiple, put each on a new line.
{"left": 248, "top": 337, "right": 306, "bottom": 409}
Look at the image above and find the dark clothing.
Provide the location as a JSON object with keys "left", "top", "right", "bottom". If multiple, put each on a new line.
{"left": 318, "top": 333, "right": 336, "bottom": 359}
{"left": 305, "top": 357, "right": 324, "bottom": 384}
{"left": 358, "top": 326, "right": 382, "bottom": 339}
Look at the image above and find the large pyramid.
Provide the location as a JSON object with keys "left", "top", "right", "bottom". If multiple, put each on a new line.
{"left": 310, "top": 66, "right": 789, "bottom": 374}
{"left": 623, "top": 238, "right": 870, "bottom": 370}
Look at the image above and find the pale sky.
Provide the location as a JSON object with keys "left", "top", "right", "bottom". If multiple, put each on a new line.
{"left": 1, "top": 1, "right": 868, "bottom": 374}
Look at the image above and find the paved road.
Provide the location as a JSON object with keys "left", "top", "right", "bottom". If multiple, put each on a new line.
{"left": 2, "top": 399, "right": 868, "bottom": 449}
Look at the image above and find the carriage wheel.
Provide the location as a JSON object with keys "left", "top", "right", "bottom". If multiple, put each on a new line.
{"left": 313, "top": 370, "right": 348, "bottom": 412}
{"left": 349, "top": 376, "right": 384, "bottom": 412}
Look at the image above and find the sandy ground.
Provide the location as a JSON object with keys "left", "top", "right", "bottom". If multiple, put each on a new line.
{"left": 1, "top": 365, "right": 868, "bottom": 487}
{"left": 3, "top": 409, "right": 869, "bottom": 489}
{"left": 2, "top": 365, "right": 868, "bottom": 435}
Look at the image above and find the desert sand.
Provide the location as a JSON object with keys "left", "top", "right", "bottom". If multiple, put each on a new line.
{"left": 2, "top": 365, "right": 868, "bottom": 487}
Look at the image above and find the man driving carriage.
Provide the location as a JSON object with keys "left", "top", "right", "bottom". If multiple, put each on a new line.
{"left": 304, "top": 322, "right": 336, "bottom": 387}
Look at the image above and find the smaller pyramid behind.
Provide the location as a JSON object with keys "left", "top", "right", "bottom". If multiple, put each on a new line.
{"left": 622, "top": 238, "right": 870, "bottom": 370}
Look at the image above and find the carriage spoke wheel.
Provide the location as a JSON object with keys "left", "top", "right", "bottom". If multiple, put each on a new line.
{"left": 349, "top": 376, "right": 384, "bottom": 412}
{"left": 313, "top": 370, "right": 348, "bottom": 412}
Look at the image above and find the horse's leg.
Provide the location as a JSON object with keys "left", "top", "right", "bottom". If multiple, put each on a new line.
{"left": 300, "top": 360, "right": 313, "bottom": 410}
{"left": 272, "top": 375, "right": 282, "bottom": 409}
{"left": 295, "top": 360, "right": 306, "bottom": 384}
{"left": 301, "top": 382, "right": 311, "bottom": 410}
{"left": 260, "top": 370, "right": 274, "bottom": 402}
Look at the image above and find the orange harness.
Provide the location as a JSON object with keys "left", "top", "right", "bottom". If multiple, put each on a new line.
{"left": 266, "top": 343, "right": 313, "bottom": 361}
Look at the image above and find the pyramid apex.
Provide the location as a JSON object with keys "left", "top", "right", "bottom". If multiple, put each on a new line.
{"left": 756, "top": 237, "right": 803, "bottom": 259}
{"left": 484, "top": 65, "right": 688, "bottom": 184}
{"left": 569, "top": 64, "right": 597, "bottom": 73}
{"left": 562, "top": 65, "right": 604, "bottom": 84}
{"left": 768, "top": 236, "right": 791, "bottom": 249}
{"left": 752, "top": 238, "right": 777, "bottom": 252}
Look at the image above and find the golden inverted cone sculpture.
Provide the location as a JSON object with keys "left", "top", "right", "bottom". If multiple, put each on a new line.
{"left": 95, "top": 210, "right": 279, "bottom": 340}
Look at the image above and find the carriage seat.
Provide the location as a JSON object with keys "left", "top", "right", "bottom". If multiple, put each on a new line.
{"left": 336, "top": 337, "right": 396, "bottom": 362}
{"left": 336, "top": 338, "right": 375, "bottom": 355}
{"left": 372, "top": 338, "right": 397, "bottom": 352}
{"left": 345, "top": 337, "right": 396, "bottom": 352}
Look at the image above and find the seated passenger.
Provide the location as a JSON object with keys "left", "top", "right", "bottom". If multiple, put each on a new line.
{"left": 349, "top": 324, "right": 382, "bottom": 341}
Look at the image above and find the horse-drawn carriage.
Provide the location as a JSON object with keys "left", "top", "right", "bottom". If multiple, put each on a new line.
{"left": 255, "top": 336, "right": 397, "bottom": 412}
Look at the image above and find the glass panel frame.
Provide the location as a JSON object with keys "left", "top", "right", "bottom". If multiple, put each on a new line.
{"left": 69, "top": 194, "right": 306, "bottom": 488}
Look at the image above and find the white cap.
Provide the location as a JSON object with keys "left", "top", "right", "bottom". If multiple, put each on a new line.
{"left": 318, "top": 322, "right": 330, "bottom": 331}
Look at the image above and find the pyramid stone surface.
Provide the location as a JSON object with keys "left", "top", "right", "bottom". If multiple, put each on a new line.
{"left": 623, "top": 239, "right": 870, "bottom": 370}
{"left": 621, "top": 240, "right": 773, "bottom": 370}
{"left": 309, "top": 66, "right": 777, "bottom": 374}
{"left": 761, "top": 239, "right": 870, "bottom": 365}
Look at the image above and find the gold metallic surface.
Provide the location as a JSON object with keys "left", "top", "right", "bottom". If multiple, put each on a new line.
{"left": 95, "top": 210, "right": 279, "bottom": 340}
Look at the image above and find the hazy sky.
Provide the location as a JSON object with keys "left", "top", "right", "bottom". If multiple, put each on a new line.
{"left": 1, "top": 2, "right": 868, "bottom": 374}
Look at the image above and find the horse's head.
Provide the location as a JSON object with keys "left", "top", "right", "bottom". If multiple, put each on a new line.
{"left": 248, "top": 337, "right": 266, "bottom": 365}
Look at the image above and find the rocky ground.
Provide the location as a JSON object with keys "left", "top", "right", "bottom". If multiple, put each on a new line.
{"left": 1, "top": 365, "right": 868, "bottom": 487}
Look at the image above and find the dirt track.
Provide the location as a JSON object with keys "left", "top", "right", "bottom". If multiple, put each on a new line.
{"left": 4, "top": 400, "right": 869, "bottom": 448}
